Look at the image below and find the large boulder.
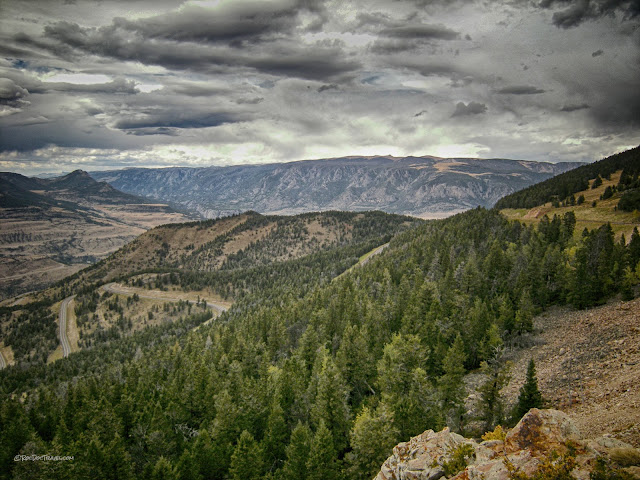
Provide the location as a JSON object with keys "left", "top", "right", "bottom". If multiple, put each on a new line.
{"left": 504, "top": 408, "right": 582, "bottom": 455}
{"left": 374, "top": 409, "right": 638, "bottom": 480}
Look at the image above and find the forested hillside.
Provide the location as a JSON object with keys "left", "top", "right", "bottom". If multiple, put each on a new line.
{"left": 78, "top": 210, "right": 414, "bottom": 283}
{"left": 495, "top": 145, "right": 640, "bottom": 210}
{"left": 0, "top": 210, "right": 415, "bottom": 370}
{"left": 2, "top": 203, "right": 638, "bottom": 480}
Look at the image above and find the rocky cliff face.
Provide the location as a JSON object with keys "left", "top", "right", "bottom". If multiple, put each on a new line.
{"left": 375, "top": 409, "right": 640, "bottom": 480}
{"left": 91, "top": 156, "right": 581, "bottom": 218}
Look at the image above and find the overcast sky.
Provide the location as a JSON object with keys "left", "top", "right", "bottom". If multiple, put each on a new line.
{"left": 0, "top": 0, "right": 638, "bottom": 175}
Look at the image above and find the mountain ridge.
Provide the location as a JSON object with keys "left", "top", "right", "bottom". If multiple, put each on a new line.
{"left": 91, "top": 156, "right": 582, "bottom": 218}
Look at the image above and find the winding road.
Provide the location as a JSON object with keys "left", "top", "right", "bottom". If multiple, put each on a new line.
{"left": 101, "top": 283, "right": 229, "bottom": 313}
{"left": 59, "top": 295, "right": 75, "bottom": 358}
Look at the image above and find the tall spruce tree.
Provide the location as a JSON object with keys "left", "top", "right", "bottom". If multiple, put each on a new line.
{"left": 514, "top": 359, "right": 544, "bottom": 421}
{"left": 280, "top": 422, "right": 311, "bottom": 480}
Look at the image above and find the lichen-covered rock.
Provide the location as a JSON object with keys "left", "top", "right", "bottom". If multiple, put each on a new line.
{"left": 375, "top": 427, "right": 468, "bottom": 480}
{"left": 373, "top": 409, "right": 638, "bottom": 480}
{"left": 505, "top": 408, "right": 581, "bottom": 455}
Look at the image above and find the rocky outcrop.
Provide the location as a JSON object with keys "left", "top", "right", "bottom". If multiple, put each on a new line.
{"left": 375, "top": 409, "right": 640, "bottom": 480}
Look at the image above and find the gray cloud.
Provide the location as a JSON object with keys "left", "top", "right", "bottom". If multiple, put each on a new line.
{"left": 379, "top": 24, "right": 459, "bottom": 40}
{"left": 0, "top": 0, "right": 639, "bottom": 172}
{"left": 496, "top": 85, "right": 546, "bottom": 95}
{"left": 370, "top": 38, "right": 422, "bottom": 54}
{"left": 39, "top": 19, "right": 359, "bottom": 81}
{"left": 540, "top": 0, "right": 640, "bottom": 28}
{"left": 452, "top": 101, "right": 487, "bottom": 116}
{"left": 113, "top": 111, "right": 242, "bottom": 131}
{"left": 318, "top": 83, "right": 339, "bottom": 92}
{"left": 33, "top": 77, "right": 138, "bottom": 94}
{"left": 109, "top": 0, "right": 329, "bottom": 45}
{"left": 560, "top": 103, "right": 591, "bottom": 112}
{"left": 0, "top": 78, "right": 29, "bottom": 106}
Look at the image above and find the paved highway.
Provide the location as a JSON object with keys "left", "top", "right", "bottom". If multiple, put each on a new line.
{"left": 59, "top": 295, "right": 75, "bottom": 358}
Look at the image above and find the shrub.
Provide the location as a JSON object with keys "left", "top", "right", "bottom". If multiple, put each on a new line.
{"left": 442, "top": 443, "right": 475, "bottom": 477}
{"left": 609, "top": 448, "right": 640, "bottom": 467}
{"left": 482, "top": 425, "right": 507, "bottom": 441}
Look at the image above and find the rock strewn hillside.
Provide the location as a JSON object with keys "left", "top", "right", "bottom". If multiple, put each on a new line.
{"left": 91, "top": 156, "right": 580, "bottom": 218}
{"left": 503, "top": 297, "right": 640, "bottom": 449}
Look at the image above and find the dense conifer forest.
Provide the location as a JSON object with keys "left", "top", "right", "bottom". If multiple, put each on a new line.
{"left": 2, "top": 196, "right": 639, "bottom": 479}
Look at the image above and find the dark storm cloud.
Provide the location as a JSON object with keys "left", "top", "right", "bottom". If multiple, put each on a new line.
{"left": 589, "top": 84, "right": 640, "bottom": 128}
{"left": 112, "top": 2, "right": 300, "bottom": 44}
{"left": 452, "top": 101, "right": 487, "bottom": 116}
{"left": 539, "top": 0, "right": 640, "bottom": 28}
{"left": 39, "top": 19, "right": 358, "bottom": 81}
{"left": 113, "top": 111, "right": 244, "bottom": 131}
{"left": 496, "top": 85, "right": 546, "bottom": 94}
{"left": 560, "top": 103, "right": 591, "bottom": 112}
{"left": 318, "top": 83, "right": 339, "bottom": 92}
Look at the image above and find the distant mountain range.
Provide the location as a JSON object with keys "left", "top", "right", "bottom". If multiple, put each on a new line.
{"left": 91, "top": 156, "right": 582, "bottom": 218}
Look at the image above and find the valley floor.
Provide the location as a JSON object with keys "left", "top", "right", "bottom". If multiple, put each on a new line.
{"left": 504, "top": 296, "right": 640, "bottom": 447}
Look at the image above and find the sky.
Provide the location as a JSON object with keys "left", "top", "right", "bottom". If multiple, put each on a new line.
{"left": 0, "top": 0, "right": 639, "bottom": 175}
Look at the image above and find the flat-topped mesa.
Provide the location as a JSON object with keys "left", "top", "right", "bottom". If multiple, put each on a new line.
{"left": 375, "top": 408, "right": 640, "bottom": 480}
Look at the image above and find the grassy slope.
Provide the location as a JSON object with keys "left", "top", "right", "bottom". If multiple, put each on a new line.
{"left": 501, "top": 170, "right": 640, "bottom": 241}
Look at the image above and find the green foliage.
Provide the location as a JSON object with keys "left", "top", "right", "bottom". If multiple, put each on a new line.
{"left": 618, "top": 188, "right": 640, "bottom": 212}
{"left": 478, "top": 351, "right": 511, "bottom": 431}
{"left": 442, "top": 443, "right": 475, "bottom": 477}
{"left": 590, "top": 457, "right": 635, "bottom": 480}
{"left": 481, "top": 424, "right": 506, "bottom": 441}
{"left": 505, "top": 445, "right": 577, "bottom": 480}
{"left": 306, "top": 421, "right": 341, "bottom": 480}
{"left": 346, "top": 403, "right": 399, "bottom": 480}
{"left": 438, "top": 334, "right": 467, "bottom": 431}
{"left": 229, "top": 430, "right": 263, "bottom": 480}
{"left": 280, "top": 422, "right": 311, "bottom": 480}
{"left": 592, "top": 175, "right": 603, "bottom": 189}
{"left": 513, "top": 359, "right": 544, "bottom": 421}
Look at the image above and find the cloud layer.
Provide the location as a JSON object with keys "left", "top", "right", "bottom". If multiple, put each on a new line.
{"left": 0, "top": 0, "right": 639, "bottom": 174}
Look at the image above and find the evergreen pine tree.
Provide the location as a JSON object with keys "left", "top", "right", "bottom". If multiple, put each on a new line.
{"left": 151, "top": 457, "right": 177, "bottom": 480}
{"left": 478, "top": 351, "right": 510, "bottom": 431}
{"left": 229, "top": 430, "right": 263, "bottom": 480}
{"left": 280, "top": 422, "right": 311, "bottom": 480}
{"left": 514, "top": 359, "right": 544, "bottom": 421}
{"left": 261, "top": 402, "right": 288, "bottom": 473}
{"left": 306, "top": 421, "right": 341, "bottom": 480}
{"left": 438, "top": 334, "right": 466, "bottom": 432}
{"left": 346, "top": 403, "right": 399, "bottom": 480}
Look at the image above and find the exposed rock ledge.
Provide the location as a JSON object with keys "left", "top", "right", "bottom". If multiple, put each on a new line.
{"left": 375, "top": 408, "right": 640, "bottom": 480}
